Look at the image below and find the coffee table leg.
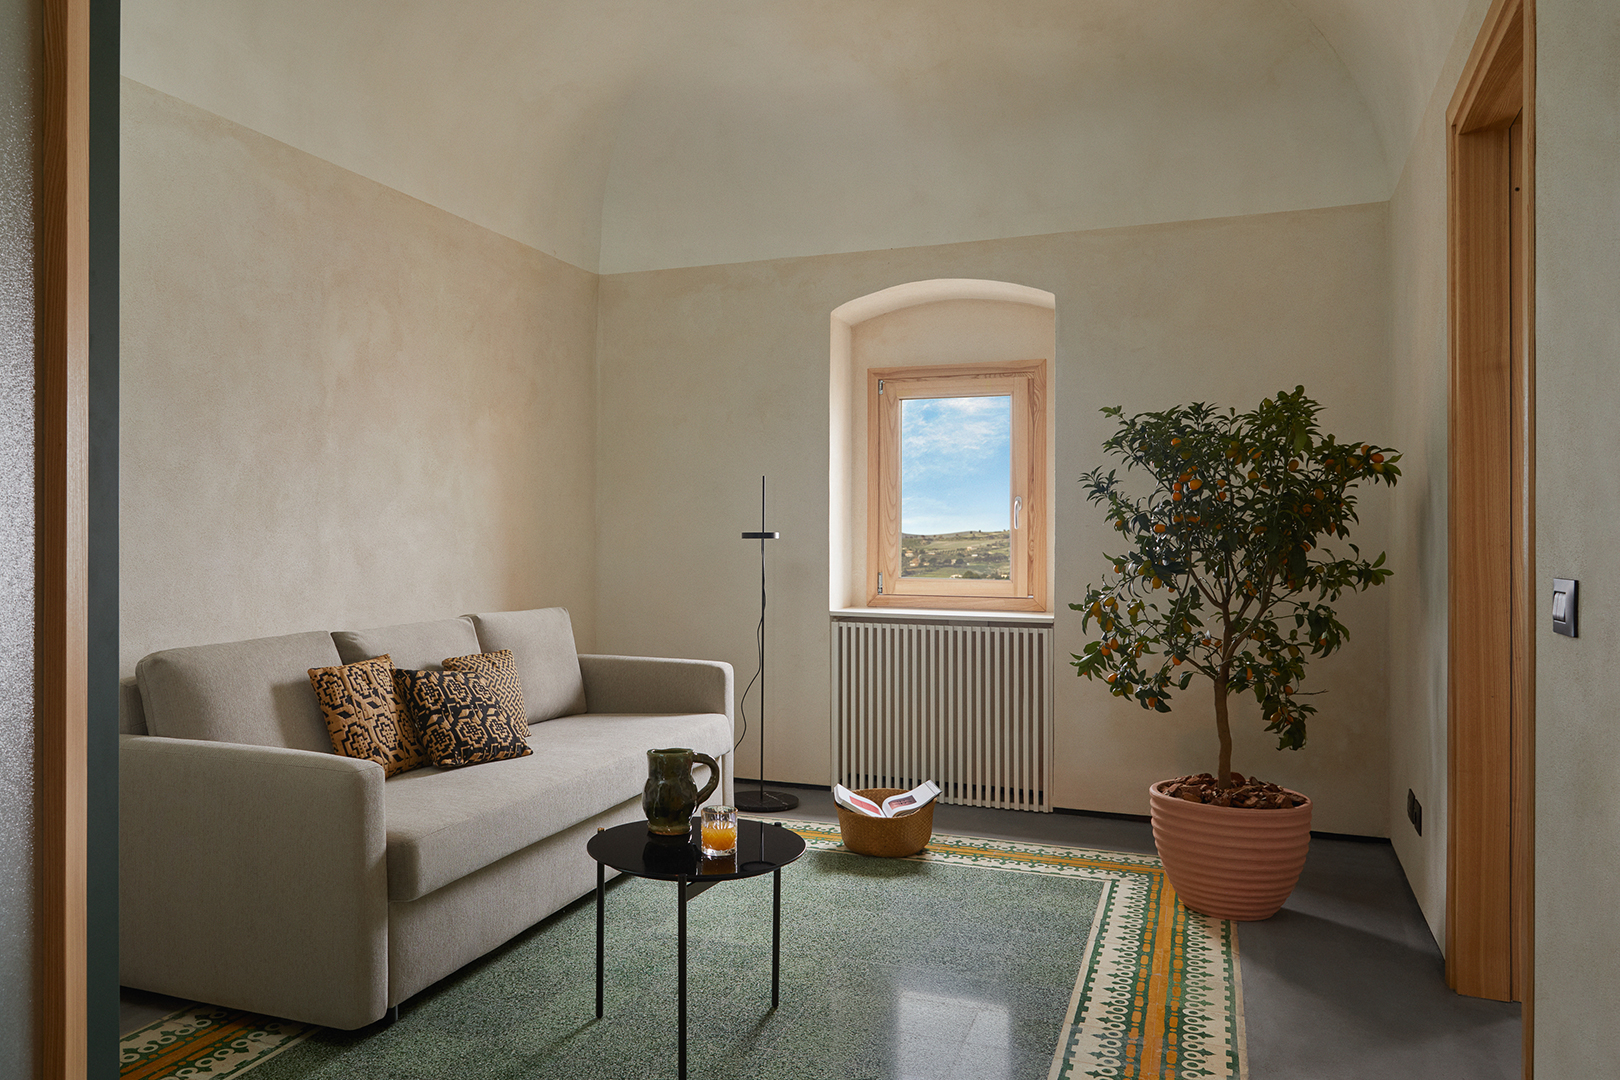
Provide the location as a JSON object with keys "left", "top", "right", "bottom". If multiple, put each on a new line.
{"left": 595, "top": 860, "right": 605, "bottom": 1019}
{"left": 678, "top": 880, "right": 688, "bottom": 1080}
{"left": 772, "top": 868, "right": 782, "bottom": 1010}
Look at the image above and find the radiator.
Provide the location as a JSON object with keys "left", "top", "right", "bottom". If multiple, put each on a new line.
{"left": 833, "top": 617, "right": 1055, "bottom": 812}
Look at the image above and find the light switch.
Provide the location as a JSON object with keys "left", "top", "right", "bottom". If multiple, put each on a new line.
{"left": 1553, "top": 578, "right": 1578, "bottom": 638}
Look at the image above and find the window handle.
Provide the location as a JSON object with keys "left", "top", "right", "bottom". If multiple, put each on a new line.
{"left": 1013, "top": 496, "right": 1022, "bottom": 530}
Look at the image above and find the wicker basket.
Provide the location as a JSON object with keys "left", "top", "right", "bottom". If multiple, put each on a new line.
{"left": 836, "top": 787, "right": 936, "bottom": 857}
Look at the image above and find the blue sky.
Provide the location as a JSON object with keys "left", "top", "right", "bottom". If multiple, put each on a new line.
{"left": 900, "top": 395, "right": 1012, "bottom": 534}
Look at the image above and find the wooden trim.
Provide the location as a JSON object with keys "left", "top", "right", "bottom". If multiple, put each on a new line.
{"left": 866, "top": 360, "right": 1048, "bottom": 612}
{"left": 40, "top": 0, "right": 91, "bottom": 1075}
{"left": 1447, "top": 119, "right": 1514, "bottom": 1002}
{"left": 884, "top": 374, "right": 1030, "bottom": 599}
{"left": 1446, "top": 0, "right": 1532, "bottom": 1031}
{"left": 865, "top": 593, "right": 1048, "bottom": 613}
{"left": 864, "top": 358, "right": 1047, "bottom": 384}
{"left": 1025, "top": 359, "right": 1048, "bottom": 609}
{"left": 1451, "top": 0, "right": 1527, "bottom": 133}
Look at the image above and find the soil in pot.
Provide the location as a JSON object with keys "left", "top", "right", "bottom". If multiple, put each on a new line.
{"left": 1161, "top": 772, "right": 1309, "bottom": 810}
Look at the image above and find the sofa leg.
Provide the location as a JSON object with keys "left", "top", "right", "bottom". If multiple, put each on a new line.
{"left": 386, "top": 1004, "right": 400, "bottom": 1025}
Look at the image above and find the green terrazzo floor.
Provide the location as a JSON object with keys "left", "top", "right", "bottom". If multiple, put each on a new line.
{"left": 246, "top": 848, "right": 1103, "bottom": 1080}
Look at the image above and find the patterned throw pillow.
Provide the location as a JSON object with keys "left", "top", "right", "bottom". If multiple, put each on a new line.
{"left": 442, "top": 649, "right": 528, "bottom": 732}
{"left": 394, "top": 668, "right": 533, "bottom": 769}
{"left": 308, "top": 653, "right": 425, "bottom": 777}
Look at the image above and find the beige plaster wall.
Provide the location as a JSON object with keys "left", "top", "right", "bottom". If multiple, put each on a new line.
{"left": 597, "top": 203, "right": 1396, "bottom": 834}
{"left": 596, "top": 0, "right": 1390, "bottom": 273}
{"left": 1383, "top": 0, "right": 1493, "bottom": 953}
{"left": 123, "top": 1, "right": 1404, "bottom": 276}
{"left": 1533, "top": 2, "right": 1620, "bottom": 1072}
{"left": 119, "top": 79, "right": 600, "bottom": 674}
{"left": 0, "top": 0, "right": 38, "bottom": 1064}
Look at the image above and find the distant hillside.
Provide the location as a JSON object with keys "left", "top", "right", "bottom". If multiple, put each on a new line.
{"left": 900, "top": 529, "right": 1011, "bottom": 579}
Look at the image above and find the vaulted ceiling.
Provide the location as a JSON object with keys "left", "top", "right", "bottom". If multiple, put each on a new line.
{"left": 123, "top": 0, "right": 1474, "bottom": 274}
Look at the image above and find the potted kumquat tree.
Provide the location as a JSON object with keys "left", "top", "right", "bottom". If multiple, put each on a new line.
{"left": 1073, "top": 386, "right": 1399, "bottom": 919}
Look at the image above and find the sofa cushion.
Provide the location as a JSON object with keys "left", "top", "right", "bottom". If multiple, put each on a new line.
{"left": 467, "top": 609, "right": 587, "bottom": 723}
{"left": 136, "top": 631, "right": 344, "bottom": 752}
{"left": 382, "top": 711, "right": 731, "bottom": 902}
{"left": 308, "top": 654, "right": 425, "bottom": 777}
{"left": 394, "top": 668, "right": 532, "bottom": 770}
{"left": 442, "top": 649, "right": 527, "bottom": 732}
{"left": 332, "top": 618, "right": 481, "bottom": 672}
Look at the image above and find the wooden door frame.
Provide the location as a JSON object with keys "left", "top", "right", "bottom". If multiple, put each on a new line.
{"left": 1446, "top": 0, "right": 1534, "bottom": 1048}
{"left": 41, "top": 0, "right": 91, "bottom": 1074}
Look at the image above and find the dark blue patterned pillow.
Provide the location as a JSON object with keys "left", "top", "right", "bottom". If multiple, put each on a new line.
{"left": 442, "top": 649, "right": 527, "bottom": 731}
{"left": 393, "top": 668, "right": 533, "bottom": 769}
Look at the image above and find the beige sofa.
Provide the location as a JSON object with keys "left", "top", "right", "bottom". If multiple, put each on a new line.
{"left": 118, "top": 608, "right": 733, "bottom": 1029}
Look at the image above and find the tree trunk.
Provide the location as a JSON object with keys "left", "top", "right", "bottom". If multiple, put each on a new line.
{"left": 1214, "top": 670, "right": 1233, "bottom": 788}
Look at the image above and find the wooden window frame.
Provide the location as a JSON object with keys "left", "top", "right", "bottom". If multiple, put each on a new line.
{"left": 865, "top": 359, "right": 1047, "bottom": 612}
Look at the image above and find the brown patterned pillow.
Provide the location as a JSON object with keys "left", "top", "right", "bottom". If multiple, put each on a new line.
{"left": 442, "top": 649, "right": 527, "bottom": 731}
{"left": 308, "top": 653, "right": 425, "bottom": 777}
{"left": 394, "top": 667, "right": 533, "bottom": 769}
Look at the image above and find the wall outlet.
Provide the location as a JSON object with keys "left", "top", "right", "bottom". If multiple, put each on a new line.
{"left": 1406, "top": 789, "right": 1423, "bottom": 836}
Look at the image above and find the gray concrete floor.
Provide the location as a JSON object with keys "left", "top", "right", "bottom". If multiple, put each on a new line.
{"left": 120, "top": 987, "right": 189, "bottom": 1037}
{"left": 122, "top": 785, "right": 1522, "bottom": 1079}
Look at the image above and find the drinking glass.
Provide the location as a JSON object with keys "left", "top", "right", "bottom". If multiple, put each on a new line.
{"left": 700, "top": 804, "right": 738, "bottom": 857}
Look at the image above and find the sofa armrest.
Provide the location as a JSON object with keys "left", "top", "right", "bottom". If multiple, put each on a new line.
{"left": 119, "top": 735, "right": 389, "bottom": 1029}
{"left": 577, "top": 655, "right": 734, "bottom": 722}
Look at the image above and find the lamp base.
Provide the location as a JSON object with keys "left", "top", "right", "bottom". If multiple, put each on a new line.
{"left": 734, "top": 789, "right": 800, "bottom": 813}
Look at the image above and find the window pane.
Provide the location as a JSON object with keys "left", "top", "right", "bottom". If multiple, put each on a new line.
{"left": 900, "top": 395, "right": 1011, "bottom": 580}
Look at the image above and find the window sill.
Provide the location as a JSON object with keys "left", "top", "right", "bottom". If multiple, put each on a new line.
{"left": 830, "top": 606, "right": 1054, "bottom": 627}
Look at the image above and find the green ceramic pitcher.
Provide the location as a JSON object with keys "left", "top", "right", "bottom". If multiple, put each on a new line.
{"left": 643, "top": 747, "right": 721, "bottom": 835}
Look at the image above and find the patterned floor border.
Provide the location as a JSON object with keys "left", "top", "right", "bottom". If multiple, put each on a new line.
{"left": 766, "top": 818, "right": 1248, "bottom": 1080}
{"left": 120, "top": 821, "right": 1245, "bottom": 1080}
{"left": 119, "top": 1006, "right": 316, "bottom": 1079}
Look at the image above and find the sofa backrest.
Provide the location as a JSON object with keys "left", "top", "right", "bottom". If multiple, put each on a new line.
{"left": 468, "top": 608, "right": 586, "bottom": 723}
{"left": 129, "top": 609, "right": 588, "bottom": 748}
{"left": 135, "top": 630, "right": 343, "bottom": 751}
{"left": 119, "top": 677, "right": 147, "bottom": 735}
{"left": 331, "top": 617, "right": 481, "bottom": 671}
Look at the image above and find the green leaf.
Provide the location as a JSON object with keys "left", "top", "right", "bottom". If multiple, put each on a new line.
{"left": 1072, "top": 385, "right": 1398, "bottom": 766}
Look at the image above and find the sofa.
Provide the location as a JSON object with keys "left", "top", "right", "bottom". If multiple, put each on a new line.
{"left": 119, "top": 607, "right": 734, "bottom": 1029}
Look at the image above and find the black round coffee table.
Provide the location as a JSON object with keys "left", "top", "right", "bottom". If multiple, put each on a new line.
{"left": 587, "top": 817, "right": 807, "bottom": 1080}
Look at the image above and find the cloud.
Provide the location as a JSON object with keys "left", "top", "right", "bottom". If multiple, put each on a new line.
{"left": 901, "top": 396, "right": 1011, "bottom": 481}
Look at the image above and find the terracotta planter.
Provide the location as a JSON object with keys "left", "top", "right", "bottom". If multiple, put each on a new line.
{"left": 1149, "top": 780, "right": 1312, "bottom": 921}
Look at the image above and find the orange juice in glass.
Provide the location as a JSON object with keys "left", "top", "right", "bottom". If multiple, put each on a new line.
{"left": 700, "top": 804, "right": 737, "bottom": 857}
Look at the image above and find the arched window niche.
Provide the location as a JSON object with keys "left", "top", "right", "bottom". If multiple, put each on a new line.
{"left": 829, "top": 279, "right": 1057, "bottom": 614}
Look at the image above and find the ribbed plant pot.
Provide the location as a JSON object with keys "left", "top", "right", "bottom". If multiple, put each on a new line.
{"left": 1149, "top": 780, "right": 1313, "bottom": 921}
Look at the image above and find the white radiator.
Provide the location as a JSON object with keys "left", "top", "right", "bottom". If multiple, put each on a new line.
{"left": 833, "top": 617, "right": 1055, "bottom": 812}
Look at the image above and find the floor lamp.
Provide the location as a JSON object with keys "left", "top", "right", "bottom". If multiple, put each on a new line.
{"left": 735, "top": 476, "right": 798, "bottom": 813}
